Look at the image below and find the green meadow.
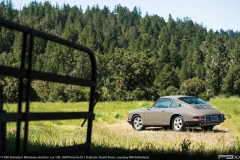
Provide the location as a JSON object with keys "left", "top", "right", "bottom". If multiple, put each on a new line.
{"left": 3, "top": 97, "right": 240, "bottom": 159}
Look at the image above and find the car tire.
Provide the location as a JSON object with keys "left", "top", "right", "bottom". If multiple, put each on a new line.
{"left": 172, "top": 116, "right": 186, "bottom": 131}
{"left": 132, "top": 115, "right": 145, "bottom": 131}
{"left": 201, "top": 126, "right": 214, "bottom": 131}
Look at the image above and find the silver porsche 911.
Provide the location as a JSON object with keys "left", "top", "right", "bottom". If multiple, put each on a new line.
{"left": 127, "top": 95, "right": 225, "bottom": 131}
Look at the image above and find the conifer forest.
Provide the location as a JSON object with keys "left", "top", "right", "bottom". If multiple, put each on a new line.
{"left": 1, "top": 0, "right": 240, "bottom": 102}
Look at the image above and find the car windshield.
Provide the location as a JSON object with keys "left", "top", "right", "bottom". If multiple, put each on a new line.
{"left": 178, "top": 97, "right": 207, "bottom": 104}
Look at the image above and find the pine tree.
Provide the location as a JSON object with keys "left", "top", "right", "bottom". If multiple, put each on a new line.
{"left": 205, "top": 35, "right": 228, "bottom": 95}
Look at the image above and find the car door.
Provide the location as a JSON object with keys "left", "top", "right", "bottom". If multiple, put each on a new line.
{"left": 144, "top": 98, "right": 172, "bottom": 125}
{"left": 162, "top": 100, "right": 182, "bottom": 125}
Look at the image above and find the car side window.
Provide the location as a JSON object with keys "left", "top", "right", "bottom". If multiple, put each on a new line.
{"left": 170, "top": 100, "right": 181, "bottom": 108}
{"left": 152, "top": 98, "right": 172, "bottom": 108}
{"left": 152, "top": 99, "right": 161, "bottom": 108}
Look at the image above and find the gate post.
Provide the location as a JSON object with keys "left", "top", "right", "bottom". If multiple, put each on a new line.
{"left": 0, "top": 85, "right": 6, "bottom": 155}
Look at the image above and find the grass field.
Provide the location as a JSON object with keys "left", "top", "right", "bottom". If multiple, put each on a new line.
{"left": 3, "top": 97, "right": 240, "bottom": 159}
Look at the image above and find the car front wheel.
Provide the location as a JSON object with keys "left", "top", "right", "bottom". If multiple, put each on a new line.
{"left": 132, "top": 115, "right": 145, "bottom": 131}
{"left": 172, "top": 116, "right": 186, "bottom": 131}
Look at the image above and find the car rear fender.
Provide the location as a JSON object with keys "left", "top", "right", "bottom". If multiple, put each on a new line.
{"left": 169, "top": 114, "right": 185, "bottom": 127}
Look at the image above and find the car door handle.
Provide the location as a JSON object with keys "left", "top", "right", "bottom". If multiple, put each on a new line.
{"left": 162, "top": 110, "right": 165, "bottom": 112}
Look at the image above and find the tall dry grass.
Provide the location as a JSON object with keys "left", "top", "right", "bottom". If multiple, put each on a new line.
{"left": 3, "top": 97, "right": 240, "bottom": 158}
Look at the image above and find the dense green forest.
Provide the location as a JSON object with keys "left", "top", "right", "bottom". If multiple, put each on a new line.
{"left": 0, "top": 0, "right": 240, "bottom": 102}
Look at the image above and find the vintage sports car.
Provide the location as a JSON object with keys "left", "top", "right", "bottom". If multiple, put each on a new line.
{"left": 127, "top": 95, "right": 225, "bottom": 131}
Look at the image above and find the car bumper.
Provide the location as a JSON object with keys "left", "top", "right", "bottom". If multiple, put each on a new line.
{"left": 185, "top": 114, "right": 225, "bottom": 127}
{"left": 185, "top": 120, "right": 221, "bottom": 127}
{"left": 186, "top": 120, "right": 225, "bottom": 127}
{"left": 127, "top": 120, "right": 131, "bottom": 124}
{"left": 185, "top": 120, "right": 205, "bottom": 126}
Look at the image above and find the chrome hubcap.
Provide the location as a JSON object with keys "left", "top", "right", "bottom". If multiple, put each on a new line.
{"left": 174, "top": 117, "right": 183, "bottom": 130}
{"left": 134, "top": 117, "right": 143, "bottom": 130}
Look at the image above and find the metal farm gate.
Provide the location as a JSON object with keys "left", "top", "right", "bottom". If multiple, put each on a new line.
{"left": 0, "top": 19, "right": 97, "bottom": 156}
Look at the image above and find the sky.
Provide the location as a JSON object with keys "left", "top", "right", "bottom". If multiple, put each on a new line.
{"left": 11, "top": 0, "right": 240, "bottom": 32}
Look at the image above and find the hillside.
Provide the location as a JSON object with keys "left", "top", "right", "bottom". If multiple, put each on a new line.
{"left": 0, "top": 0, "right": 240, "bottom": 102}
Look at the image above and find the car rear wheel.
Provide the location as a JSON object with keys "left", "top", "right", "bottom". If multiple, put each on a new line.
{"left": 132, "top": 115, "right": 145, "bottom": 131}
{"left": 172, "top": 116, "right": 186, "bottom": 131}
{"left": 201, "top": 126, "right": 214, "bottom": 131}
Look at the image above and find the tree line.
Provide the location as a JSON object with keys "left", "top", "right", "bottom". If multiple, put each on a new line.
{"left": 0, "top": 0, "right": 240, "bottom": 102}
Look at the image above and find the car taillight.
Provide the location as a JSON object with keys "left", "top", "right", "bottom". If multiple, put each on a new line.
{"left": 193, "top": 116, "right": 205, "bottom": 119}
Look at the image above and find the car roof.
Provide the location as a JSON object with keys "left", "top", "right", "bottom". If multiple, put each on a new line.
{"left": 160, "top": 95, "right": 195, "bottom": 100}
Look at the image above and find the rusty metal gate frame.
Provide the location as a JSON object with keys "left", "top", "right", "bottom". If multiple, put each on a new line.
{"left": 0, "top": 19, "right": 97, "bottom": 156}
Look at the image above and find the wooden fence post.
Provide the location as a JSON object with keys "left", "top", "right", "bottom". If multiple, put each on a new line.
{"left": 0, "top": 85, "right": 6, "bottom": 155}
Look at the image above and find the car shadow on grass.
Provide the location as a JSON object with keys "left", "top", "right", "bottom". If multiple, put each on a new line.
{"left": 186, "top": 128, "right": 228, "bottom": 133}
{"left": 144, "top": 127, "right": 228, "bottom": 133}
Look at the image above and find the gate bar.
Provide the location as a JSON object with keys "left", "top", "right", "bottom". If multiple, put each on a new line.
{"left": 0, "top": 19, "right": 97, "bottom": 155}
